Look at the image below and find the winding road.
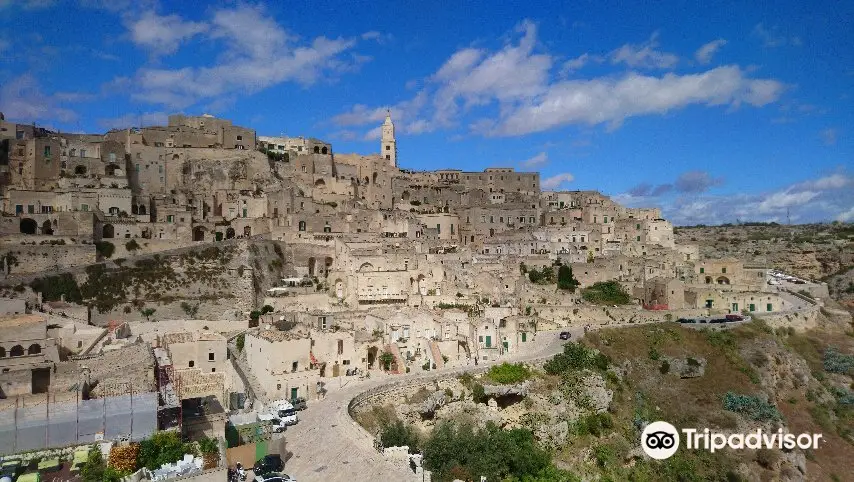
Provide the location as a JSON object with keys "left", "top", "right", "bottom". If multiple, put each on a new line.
{"left": 280, "top": 328, "right": 581, "bottom": 482}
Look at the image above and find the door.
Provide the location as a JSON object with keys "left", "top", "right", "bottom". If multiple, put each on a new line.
{"left": 485, "top": 335, "right": 491, "bottom": 348}
{"left": 731, "top": 303, "right": 738, "bottom": 312}
{"left": 521, "top": 332, "right": 527, "bottom": 342}
{"left": 502, "top": 341, "right": 508, "bottom": 351}
{"left": 749, "top": 304, "right": 755, "bottom": 312}
{"left": 290, "top": 387, "right": 298, "bottom": 400}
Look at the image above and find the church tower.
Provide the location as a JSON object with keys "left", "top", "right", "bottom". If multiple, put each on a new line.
{"left": 381, "top": 110, "right": 396, "bottom": 167}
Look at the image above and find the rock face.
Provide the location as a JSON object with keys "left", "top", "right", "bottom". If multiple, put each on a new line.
{"left": 418, "top": 390, "right": 448, "bottom": 415}
{"left": 482, "top": 381, "right": 530, "bottom": 397}
{"left": 667, "top": 356, "right": 707, "bottom": 378}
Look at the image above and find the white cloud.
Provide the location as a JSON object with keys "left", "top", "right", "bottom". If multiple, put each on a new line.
{"left": 657, "top": 172, "right": 854, "bottom": 225}
{"left": 97, "top": 111, "right": 169, "bottom": 129}
{"left": 756, "top": 190, "right": 819, "bottom": 213}
{"left": 753, "top": 23, "right": 801, "bottom": 48}
{"left": 330, "top": 21, "right": 784, "bottom": 140}
{"left": 793, "top": 173, "right": 853, "bottom": 191}
{"left": 484, "top": 66, "right": 784, "bottom": 136}
{"left": 116, "top": 5, "right": 361, "bottom": 109}
{"left": 127, "top": 10, "right": 208, "bottom": 55}
{"left": 542, "top": 172, "right": 575, "bottom": 190}
{"left": 610, "top": 32, "right": 678, "bottom": 69}
{"left": 674, "top": 170, "right": 724, "bottom": 193}
{"left": 520, "top": 152, "right": 548, "bottom": 168}
{"left": 0, "top": 74, "right": 77, "bottom": 123}
{"left": 820, "top": 128, "right": 839, "bottom": 146}
{"left": 695, "top": 39, "right": 727, "bottom": 64}
{"left": 561, "top": 53, "right": 604, "bottom": 75}
{"left": 837, "top": 206, "right": 854, "bottom": 222}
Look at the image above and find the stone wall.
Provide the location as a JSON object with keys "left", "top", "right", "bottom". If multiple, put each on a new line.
{"left": 0, "top": 242, "right": 96, "bottom": 275}
{"left": 530, "top": 304, "right": 707, "bottom": 326}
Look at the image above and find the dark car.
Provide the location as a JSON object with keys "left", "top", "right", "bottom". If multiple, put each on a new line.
{"left": 290, "top": 397, "right": 307, "bottom": 411}
{"left": 559, "top": 331, "right": 571, "bottom": 340}
{"left": 725, "top": 314, "right": 744, "bottom": 321}
{"left": 676, "top": 318, "right": 689, "bottom": 323}
{"left": 254, "top": 474, "right": 296, "bottom": 482}
{"left": 253, "top": 454, "right": 284, "bottom": 476}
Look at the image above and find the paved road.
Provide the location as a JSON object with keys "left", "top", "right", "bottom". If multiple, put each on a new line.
{"left": 280, "top": 328, "right": 584, "bottom": 482}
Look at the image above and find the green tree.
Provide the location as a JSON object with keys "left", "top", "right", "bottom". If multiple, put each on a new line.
{"left": 379, "top": 350, "right": 395, "bottom": 370}
{"left": 380, "top": 420, "right": 420, "bottom": 451}
{"left": 80, "top": 447, "right": 126, "bottom": 482}
{"left": 557, "top": 265, "right": 580, "bottom": 291}
{"left": 235, "top": 333, "right": 245, "bottom": 352}
{"left": 261, "top": 304, "right": 275, "bottom": 314}
{"left": 125, "top": 239, "right": 140, "bottom": 251}
{"left": 95, "top": 241, "right": 115, "bottom": 258}
{"left": 140, "top": 307, "right": 156, "bottom": 321}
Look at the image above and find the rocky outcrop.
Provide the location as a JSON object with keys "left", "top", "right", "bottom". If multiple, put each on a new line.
{"left": 666, "top": 356, "right": 707, "bottom": 378}
{"left": 482, "top": 381, "right": 530, "bottom": 397}
{"left": 417, "top": 390, "right": 449, "bottom": 415}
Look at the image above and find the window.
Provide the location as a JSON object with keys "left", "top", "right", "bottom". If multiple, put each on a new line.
{"left": 167, "top": 215, "right": 174, "bottom": 223}
{"left": 211, "top": 368, "right": 216, "bottom": 373}
{"left": 80, "top": 149, "right": 87, "bottom": 158}
{"left": 319, "top": 316, "right": 327, "bottom": 330}
{"left": 337, "top": 340, "right": 343, "bottom": 355}
{"left": 636, "top": 223, "right": 641, "bottom": 229}
{"left": 386, "top": 145, "right": 390, "bottom": 150}
{"left": 189, "top": 361, "right": 195, "bottom": 368}
{"left": 700, "top": 267, "right": 705, "bottom": 274}
{"left": 722, "top": 267, "right": 727, "bottom": 274}
{"left": 109, "top": 153, "right": 116, "bottom": 162}
{"left": 386, "top": 155, "right": 390, "bottom": 160}
{"left": 208, "top": 353, "right": 215, "bottom": 361}
{"left": 343, "top": 359, "right": 350, "bottom": 365}
{"left": 292, "top": 361, "right": 298, "bottom": 372}
{"left": 237, "top": 135, "right": 243, "bottom": 141}
{"left": 44, "top": 146, "right": 51, "bottom": 157}
{"left": 436, "top": 224, "right": 441, "bottom": 234}
{"left": 766, "top": 303, "right": 772, "bottom": 312}
{"left": 81, "top": 204, "right": 89, "bottom": 212}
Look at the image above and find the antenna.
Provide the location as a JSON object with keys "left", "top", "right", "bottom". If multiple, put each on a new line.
{"left": 787, "top": 208, "right": 791, "bottom": 226}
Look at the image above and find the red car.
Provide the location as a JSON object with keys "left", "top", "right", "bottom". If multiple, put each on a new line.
{"left": 725, "top": 314, "right": 743, "bottom": 321}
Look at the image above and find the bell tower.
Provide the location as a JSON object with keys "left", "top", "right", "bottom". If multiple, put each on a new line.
{"left": 381, "top": 110, "right": 396, "bottom": 167}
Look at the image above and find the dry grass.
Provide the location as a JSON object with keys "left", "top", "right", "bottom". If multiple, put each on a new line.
{"left": 353, "top": 404, "right": 398, "bottom": 435}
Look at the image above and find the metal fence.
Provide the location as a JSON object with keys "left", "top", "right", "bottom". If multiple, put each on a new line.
{"left": 0, "top": 392, "right": 158, "bottom": 455}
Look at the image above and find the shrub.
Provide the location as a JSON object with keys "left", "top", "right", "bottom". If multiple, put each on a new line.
{"left": 471, "top": 383, "right": 487, "bottom": 403}
{"left": 423, "top": 421, "right": 557, "bottom": 482}
{"left": 108, "top": 443, "right": 139, "bottom": 473}
{"left": 235, "top": 333, "right": 245, "bottom": 352}
{"left": 659, "top": 360, "right": 670, "bottom": 374}
{"left": 379, "top": 351, "right": 395, "bottom": 370}
{"left": 95, "top": 241, "right": 115, "bottom": 258}
{"left": 648, "top": 347, "right": 661, "bottom": 361}
{"left": 138, "top": 431, "right": 196, "bottom": 470}
{"left": 380, "top": 420, "right": 419, "bottom": 451}
{"left": 30, "top": 273, "right": 82, "bottom": 303}
{"left": 824, "top": 348, "right": 854, "bottom": 375}
{"left": 125, "top": 239, "right": 140, "bottom": 251}
{"left": 573, "top": 412, "right": 614, "bottom": 437}
{"left": 261, "top": 304, "right": 274, "bottom": 314}
{"left": 723, "top": 392, "right": 782, "bottom": 421}
{"left": 581, "top": 280, "right": 631, "bottom": 305}
{"left": 197, "top": 437, "right": 219, "bottom": 455}
{"left": 544, "top": 342, "right": 610, "bottom": 375}
{"left": 485, "top": 362, "right": 531, "bottom": 384}
{"left": 81, "top": 447, "right": 127, "bottom": 482}
{"left": 557, "top": 265, "right": 580, "bottom": 291}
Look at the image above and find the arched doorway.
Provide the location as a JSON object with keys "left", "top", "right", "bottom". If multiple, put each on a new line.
{"left": 325, "top": 257, "right": 333, "bottom": 275}
{"left": 226, "top": 227, "right": 235, "bottom": 239}
{"left": 313, "top": 146, "right": 320, "bottom": 154}
{"left": 42, "top": 220, "right": 53, "bottom": 235}
{"left": 20, "top": 218, "right": 37, "bottom": 234}
{"left": 321, "top": 146, "right": 328, "bottom": 154}
{"left": 243, "top": 226, "right": 251, "bottom": 237}
{"left": 0, "top": 347, "right": 5, "bottom": 357}
{"left": 28, "top": 344, "right": 41, "bottom": 355}
{"left": 139, "top": 205, "right": 147, "bottom": 215}
{"left": 132, "top": 205, "right": 138, "bottom": 215}
{"left": 10, "top": 345, "right": 24, "bottom": 357}
{"left": 367, "top": 346, "right": 378, "bottom": 369}
{"left": 75, "top": 165, "right": 87, "bottom": 176}
{"left": 401, "top": 191, "right": 410, "bottom": 201}
{"left": 314, "top": 179, "right": 325, "bottom": 187}
{"left": 716, "top": 276, "right": 730, "bottom": 285}
{"left": 102, "top": 224, "right": 114, "bottom": 238}
{"left": 358, "top": 262, "right": 374, "bottom": 273}
{"left": 105, "top": 163, "right": 120, "bottom": 176}
{"left": 193, "top": 226, "right": 205, "bottom": 242}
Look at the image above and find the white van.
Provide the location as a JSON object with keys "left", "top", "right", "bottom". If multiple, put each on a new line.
{"left": 267, "top": 400, "right": 299, "bottom": 426}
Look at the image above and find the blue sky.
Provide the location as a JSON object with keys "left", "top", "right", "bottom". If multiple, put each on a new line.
{"left": 1, "top": 0, "right": 852, "bottom": 225}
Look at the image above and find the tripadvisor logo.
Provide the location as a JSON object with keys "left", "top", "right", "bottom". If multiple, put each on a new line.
{"left": 641, "top": 421, "right": 679, "bottom": 459}
{"left": 641, "top": 421, "right": 823, "bottom": 460}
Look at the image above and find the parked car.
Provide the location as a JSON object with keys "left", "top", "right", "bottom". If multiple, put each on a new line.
{"left": 676, "top": 318, "right": 689, "bottom": 323}
{"left": 725, "top": 314, "right": 744, "bottom": 321}
{"left": 290, "top": 397, "right": 307, "bottom": 411}
{"left": 254, "top": 473, "right": 296, "bottom": 482}
{"left": 253, "top": 455, "right": 284, "bottom": 476}
{"left": 559, "top": 332, "right": 571, "bottom": 340}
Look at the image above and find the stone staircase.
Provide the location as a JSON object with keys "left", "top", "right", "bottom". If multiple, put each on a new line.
{"left": 428, "top": 340, "right": 444, "bottom": 370}
{"left": 385, "top": 343, "right": 405, "bottom": 374}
